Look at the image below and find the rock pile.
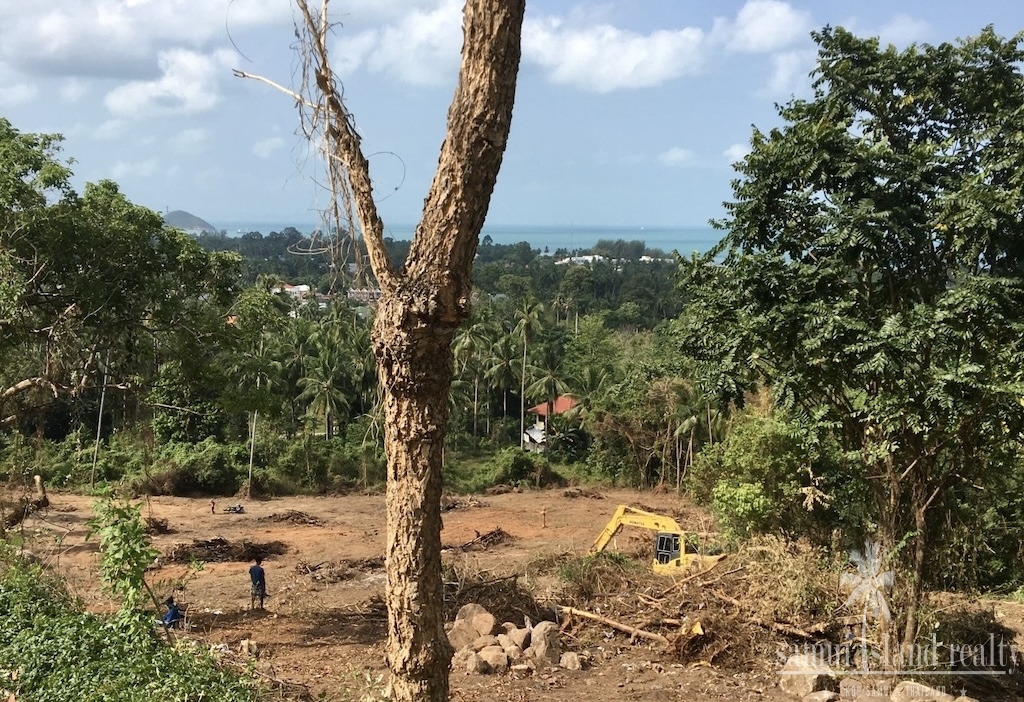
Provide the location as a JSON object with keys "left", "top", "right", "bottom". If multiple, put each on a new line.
{"left": 448, "top": 603, "right": 581, "bottom": 675}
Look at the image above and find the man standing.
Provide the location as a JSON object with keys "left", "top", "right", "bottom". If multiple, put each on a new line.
{"left": 249, "top": 557, "right": 267, "bottom": 610}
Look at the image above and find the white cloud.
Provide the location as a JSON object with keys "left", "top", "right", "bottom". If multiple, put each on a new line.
{"left": 111, "top": 158, "right": 159, "bottom": 180}
{"left": 104, "top": 49, "right": 233, "bottom": 118}
{"left": 334, "top": 0, "right": 462, "bottom": 86}
{"left": 0, "top": 1, "right": 292, "bottom": 78}
{"left": 60, "top": 78, "right": 89, "bottom": 103}
{"left": 172, "top": 127, "right": 209, "bottom": 153}
{"left": 252, "top": 136, "right": 285, "bottom": 159}
{"left": 761, "top": 49, "right": 816, "bottom": 97}
{"left": 0, "top": 82, "right": 38, "bottom": 106}
{"left": 524, "top": 17, "right": 706, "bottom": 92}
{"left": 658, "top": 147, "right": 695, "bottom": 167}
{"left": 714, "top": 0, "right": 813, "bottom": 53}
{"left": 876, "top": 14, "right": 931, "bottom": 46}
{"left": 93, "top": 118, "right": 126, "bottom": 141}
{"left": 723, "top": 143, "right": 751, "bottom": 163}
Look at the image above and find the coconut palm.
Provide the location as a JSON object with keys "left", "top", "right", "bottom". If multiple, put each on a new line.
{"left": 513, "top": 300, "right": 544, "bottom": 448}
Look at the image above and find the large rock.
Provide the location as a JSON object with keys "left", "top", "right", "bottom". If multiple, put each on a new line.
{"left": 802, "top": 692, "right": 839, "bottom": 702}
{"left": 465, "top": 652, "right": 489, "bottom": 675}
{"left": 447, "top": 620, "right": 479, "bottom": 652}
{"left": 451, "top": 648, "right": 474, "bottom": 673}
{"left": 559, "top": 652, "right": 582, "bottom": 671}
{"left": 472, "top": 635, "right": 500, "bottom": 651}
{"left": 890, "top": 681, "right": 955, "bottom": 702}
{"left": 478, "top": 646, "right": 509, "bottom": 673}
{"left": 777, "top": 654, "right": 836, "bottom": 699}
{"left": 455, "top": 603, "right": 497, "bottom": 637}
{"left": 530, "top": 620, "right": 561, "bottom": 666}
{"left": 509, "top": 626, "right": 531, "bottom": 650}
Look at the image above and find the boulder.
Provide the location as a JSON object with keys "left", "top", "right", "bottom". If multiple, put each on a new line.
{"left": 802, "top": 692, "right": 839, "bottom": 702}
{"left": 953, "top": 697, "right": 980, "bottom": 702}
{"left": 478, "top": 646, "right": 509, "bottom": 673}
{"left": 559, "top": 652, "right": 582, "bottom": 671}
{"left": 890, "top": 682, "right": 955, "bottom": 702}
{"left": 465, "top": 652, "right": 489, "bottom": 675}
{"left": 497, "top": 633, "right": 514, "bottom": 650}
{"left": 509, "top": 626, "right": 531, "bottom": 650}
{"left": 777, "top": 654, "right": 836, "bottom": 699}
{"left": 530, "top": 620, "right": 561, "bottom": 666}
{"left": 455, "top": 603, "right": 497, "bottom": 637}
{"left": 472, "top": 635, "right": 500, "bottom": 651}
{"left": 450, "top": 648, "right": 474, "bottom": 672}
{"left": 447, "top": 620, "right": 479, "bottom": 652}
{"left": 505, "top": 644, "right": 524, "bottom": 662}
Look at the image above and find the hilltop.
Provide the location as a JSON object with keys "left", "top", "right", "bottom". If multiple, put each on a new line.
{"left": 163, "top": 209, "right": 218, "bottom": 232}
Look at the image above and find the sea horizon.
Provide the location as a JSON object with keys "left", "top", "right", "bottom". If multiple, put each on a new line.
{"left": 215, "top": 220, "right": 723, "bottom": 256}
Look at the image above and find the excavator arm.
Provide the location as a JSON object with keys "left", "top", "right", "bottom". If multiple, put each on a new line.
{"left": 589, "top": 504, "right": 725, "bottom": 575}
{"left": 589, "top": 505, "right": 685, "bottom": 554}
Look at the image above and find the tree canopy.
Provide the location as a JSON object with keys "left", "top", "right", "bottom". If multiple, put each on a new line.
{"left": 677, "top": 27, "right": 1024, "bottom": 647}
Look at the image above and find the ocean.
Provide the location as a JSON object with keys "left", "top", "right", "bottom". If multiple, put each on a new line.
{"left": 217, "top": 221, "right": 723, "bottom": 256}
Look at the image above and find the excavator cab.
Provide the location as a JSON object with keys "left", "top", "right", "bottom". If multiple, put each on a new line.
{"left": 654, "top": 532, "right": 681, "bottom": 565}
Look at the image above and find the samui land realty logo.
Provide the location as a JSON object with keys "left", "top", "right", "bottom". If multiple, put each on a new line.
{"left": 779, "top": 539, "right": 1018, "bottom": 691}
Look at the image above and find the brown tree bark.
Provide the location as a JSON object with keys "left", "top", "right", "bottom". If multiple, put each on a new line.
{"left": 283, "top": 2, "right": 525, "bottom": 700}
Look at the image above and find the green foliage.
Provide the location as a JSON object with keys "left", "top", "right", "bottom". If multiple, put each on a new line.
{"left": 489, "top": 447, "right": 562, "bottom": 488}
{"left": 0, "top": 549, "right": 260, "bottom": 701}
{"left": 710, "top": 481, "right": 774, "bottom": 542}
{"left": 677, "top": 27, "right": 1024, "bottom": 601}
{"left": 87, "top": 497, "right": 160, "bottom": 638}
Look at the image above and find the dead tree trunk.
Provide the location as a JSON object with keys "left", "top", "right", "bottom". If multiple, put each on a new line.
{"left": 277, "top": 2, "right": 525, "bottom": 700}
{"left": 1, "top": 475, "right": 49, "bottom": 533}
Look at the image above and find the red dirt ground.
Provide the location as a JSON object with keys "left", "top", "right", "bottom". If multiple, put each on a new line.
{"left": 16, "top": 488, "right": 1024, "bottom": 701}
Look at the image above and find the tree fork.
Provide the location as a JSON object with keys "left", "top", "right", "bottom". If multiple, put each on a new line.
{"left": 277, "top": 1, "right": 525, "bottom": 700}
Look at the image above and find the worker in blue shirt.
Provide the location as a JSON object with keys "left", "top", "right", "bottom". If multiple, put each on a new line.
{"left": 249, "top": 557, "right": 267, "bottom": 610}
{"left": 161, "top": 596, "right": 184, "bottom": 628}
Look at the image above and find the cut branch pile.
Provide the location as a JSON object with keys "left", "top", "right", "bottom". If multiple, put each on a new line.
{"left": 296, "top": 556, "right": 384, "bottom": 583}
{"left": 554, "top": 536, "right": 845, "bottom": 669}
{"left": 162, "top": 538, "right": 288, "bottom": 564}
{"left": 1, "top": 476, "right": 49, "bottom": 533}
{"left": 440, "top": 494, "right": 486, "bottom": 512}
{"left": 444, "top": 528, "right": 514, "bottom": 552}
{"left": 258, "top": 510, "right": 323, "bottom": 526}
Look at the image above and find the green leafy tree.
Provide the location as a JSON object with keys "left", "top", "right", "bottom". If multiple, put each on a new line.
{"left": 677, "top": 27, "right": 1024, "bottom": 649}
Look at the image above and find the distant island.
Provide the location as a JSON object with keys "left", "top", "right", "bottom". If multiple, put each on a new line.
{"left": 163, "top": 210, "right": 217, "bottom": 232}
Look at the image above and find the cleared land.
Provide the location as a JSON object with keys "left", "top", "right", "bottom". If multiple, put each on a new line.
{"left": 15, "top": 488, "right": 1024, "bottom": 701}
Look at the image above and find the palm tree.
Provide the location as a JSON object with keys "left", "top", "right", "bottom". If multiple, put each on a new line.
{"left": 298, "top": 325, "right": 352, "bottom": 439}
{"left": 513, "top": 300, "right": 544, "bottom": 448}
{"left": 452, "top": 313, "right": 492, "bottom": 441}
{"left": 525, "top": 345, "right": 569, "bottom": 438}
{"left": 483, "top": 334, "right": 518, "bottom": 419}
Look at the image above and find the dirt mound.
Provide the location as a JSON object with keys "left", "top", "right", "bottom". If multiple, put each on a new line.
{"left": 258, "top": 510, "right": 323, "bottom": 526}
{"left": 144, "top": 516, "right": 174, "bottom": 535}
{"left": 163, "top": 537, "right": 288, "bottom": 564}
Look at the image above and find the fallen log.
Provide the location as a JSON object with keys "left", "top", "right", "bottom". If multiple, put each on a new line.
{"left": 559, "top": 605, "right": 669, "bottom": 645}
{"left": 1, "top": 475, "right": 49, "bottom": 533}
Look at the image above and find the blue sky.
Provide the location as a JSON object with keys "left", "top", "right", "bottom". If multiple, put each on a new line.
{"left": 0, "top": 1, "right": 1019, "bottom": 230}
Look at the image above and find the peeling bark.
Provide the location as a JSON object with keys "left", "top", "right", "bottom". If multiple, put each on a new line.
{"left": 288, "top": 1, "right": 525, "bottom": 700}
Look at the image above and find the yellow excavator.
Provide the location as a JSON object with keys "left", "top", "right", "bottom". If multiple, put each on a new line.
{"left": 589, "top": 504, "right": 725, "bottom": 575}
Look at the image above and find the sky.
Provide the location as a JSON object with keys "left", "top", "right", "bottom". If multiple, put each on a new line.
{"left": 0, "top": 1, "right": 1020, "bottom": 231}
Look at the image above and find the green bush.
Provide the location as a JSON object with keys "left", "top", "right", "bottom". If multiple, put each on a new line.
{"left": 490, "top": 447, "right": 564, "bottom": 488}
{"left": 688, "top": 412, "right": 853, "bottom": 544}
{"left": 0, "top": 548, "right": 261, "bottom": 701}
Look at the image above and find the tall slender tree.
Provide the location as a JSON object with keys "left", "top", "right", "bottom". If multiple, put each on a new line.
{"left": 240, "top": 2, "right": 525, "bottom": 699}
